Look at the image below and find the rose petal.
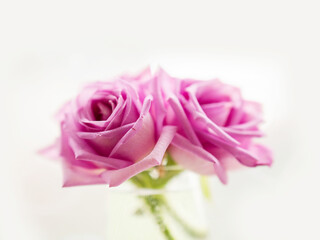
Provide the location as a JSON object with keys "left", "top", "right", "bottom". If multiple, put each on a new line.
{"left": 201, "top": 102, "right": 233, "bottom": 126}
{"left": 109, "top": 114, "right": 156, "bottom": 163}
{"left": 109, "top": 96, "right": 153, "bottom": 159}
{"left": 68, "top": 136, "right": 132, "bottom": 169}
{"left": 248, "top": 143, "right": 273, "bottom": 166}
{"left": 199, "top": 131, "right": 270, "bottom": 167}
{"left": 170, "top": 133, "right": 227, "bottom": 184}
{"left": 62, "top": 162, "right": 106, "bottom": 187}
{"left": 60, "top": 128, "right": 106, "bottom": 187}
{"left": 38, "top": 138, "right": 61, "bottom": 160}
{"left": 101, "top": 126, "right": 177, "bottom": 187}
{"left": 120, "top": 94, "right": 139, "bottom": 125}
{"left": 181, "top": 98, "right": 239, "bottom": 145}
{"left": 152, "top": 70, "right": 167, "bottom": 137}
{"left": 227, "top": 118, "right": 263, "bottom": 130}
{"left": 206, "top": 147, "right": 244, "bottom": 171}
{"left": 168, "top": 96, "right": 202, "bottom": 146}
{"left": 222, "top": 128, "right": 264, "bottom": 137}
{"left": 77, "top": 123, "right": 134, "bottom": 139}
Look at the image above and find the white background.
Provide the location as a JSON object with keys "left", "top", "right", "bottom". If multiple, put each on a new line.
{"left": 1, "top": 0, "right": 319, "bottom": 239}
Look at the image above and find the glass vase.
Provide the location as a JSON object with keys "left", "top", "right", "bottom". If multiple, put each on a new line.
{"left": 106, "top": 167, "right": 209, "bottom": 240}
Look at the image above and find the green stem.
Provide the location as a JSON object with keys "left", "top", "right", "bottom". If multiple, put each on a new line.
{"left": 130, "top": 155, "right": 206, "bottom": 239}
{"left": 161, "top": 197, "right": 208, "bottom": 239}
{"left": 143, "top": 195, "right": 175, "bottom": 240}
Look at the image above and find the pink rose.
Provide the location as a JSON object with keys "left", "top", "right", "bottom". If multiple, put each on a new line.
{"left": 152, "top": 68, "right": 272, "bottom": 183}
{"left": 43, "top": 67, "right": 272, "bottom": 187}
{"left": 49, "top": 78, "right": 176, "bottom": 187}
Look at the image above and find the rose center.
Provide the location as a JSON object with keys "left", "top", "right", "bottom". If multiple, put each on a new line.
{"left": 91, "top": 99, "right": 116, "bottom": 121}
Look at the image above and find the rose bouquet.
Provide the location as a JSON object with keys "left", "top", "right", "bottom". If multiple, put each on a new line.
{"left": 43, "top": 67, "right": 272, "bottom": 240}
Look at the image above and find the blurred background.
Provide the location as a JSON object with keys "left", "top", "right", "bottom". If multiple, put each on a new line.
{"left": 1, "top": 0, "right": 319, "bottom": 239}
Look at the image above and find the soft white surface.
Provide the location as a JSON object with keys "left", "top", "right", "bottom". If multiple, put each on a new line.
{"left": 1, "top": 0, "right": 319, "bottom": 239}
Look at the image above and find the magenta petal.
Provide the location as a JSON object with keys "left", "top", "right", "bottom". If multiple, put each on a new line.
{"left": 77, "top": 123, "right": 134, "bottom": 156}
{"left": 248, "top": 143, "right": 273, "bottom": 166}
{"left": 206, "top": 147, "right": 244, "bottom": 171}
{"left": 169, "top": 145, "right": 215, "bottom": 174}
{"left": 101, "top": 126, "right": 177, "bottom": 187}
{"left": 109, "top": 114, "right": 156, "bottom": 163}
{"left": 109, "top": 96, "right": 152, "bottom": 158}
{"left": 62, "top": 162, "right": 106, "bottom": 187}
{"left": 120, "top": 96, "right": 139, "bottom": 125}
{"left": 195, "top": 113, "right": 240, "bottom": 145}
{"left": 222, "top": 128, "right": 264, "bottom": 137}
{"left": 199, "top": 131, "right": 270, "bottom": 167}
{"left": 170, "top": 133, "right": 227, "bottom": 184}
{"left": 181, "top": 97, "right": 239, "bottom": 146}
{"left": 60, "top": 133, "right": 106, "bottom": 187}
{"left": 201, "top": 102, "right": 233, "bottom": 126}
{"left": 241, "top": 100, "right": 263, "bottom": 122}
{"left": 79, "top": 94, "right": 126, "bottom": 130}
{"left": 38, "top": 138, "right": 61, "bottom": 160}
{"left": 105, "top": 95, "right": 126, "bottom": 130}
{"left": 228, "top": 119, "right": 263, "bottom": 130}
{"left": 168, "top": 96, "right": 202, "bottom": 146}
{"left": 68, "top": 137, "right": 132, "bottom": 169}
{"left": 77, "top": 123, "right": 134, "bottom": 139}
{"left": 152, "top": 71, "right": 167, "bottom": 137}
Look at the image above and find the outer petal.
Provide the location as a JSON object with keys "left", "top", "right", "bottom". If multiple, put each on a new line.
{"left": 68, "top": 137, "right": 132, "bottom": 169}
{"left": 38, "top": 138, "right": 61, "bottom": 160}
{"left": 222, "top": 128, "right": 264, "bottom": 137}
{"left": 109, "top": 114, "right": 156, "bottom": 163}
{"left": 168, "top": 96, "right": 202, "bottom": 146}
{"left": 247, "top": 143, "right": 273, "bottom": 166}
{"left": 169, "top": 145, "right": 215, "bottom": 175}
{"left": 240, "top": 100, "right": 263, "bottom": 123}
{"left": 60, "top": 128, "right": 106, "bottom": 187}
{"left": 181, "top": 97, "right": 239, "bottom": 146}
{"left": 101, "top": 126, "right": 177, "bottom": 187}
{"left": 206, "top": 147, "right": 244, "bottom": 171}
{"left": 151, "top": 70, "right": 167, "bottom": 137}
{"left": 77, "top": 123, "right": 134, "bottom": 156}
{"left": 169, "top": 133, "right": 227, "bottom": 184}
{"left": 169, "top": 144, "right": 244, "bottom": 177}
{"left": 228, "top": 119, "right": 263, "bottom": 130}
{"left": 199, "top": 131, "right": 271, "bottom": 167}
{"left": 62, "top": 162, "right": 106, "bottom": 187}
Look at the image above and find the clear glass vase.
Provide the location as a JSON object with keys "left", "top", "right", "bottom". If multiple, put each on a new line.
{"left": 106, "top": 167, "right": 209, "bottom": 240}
